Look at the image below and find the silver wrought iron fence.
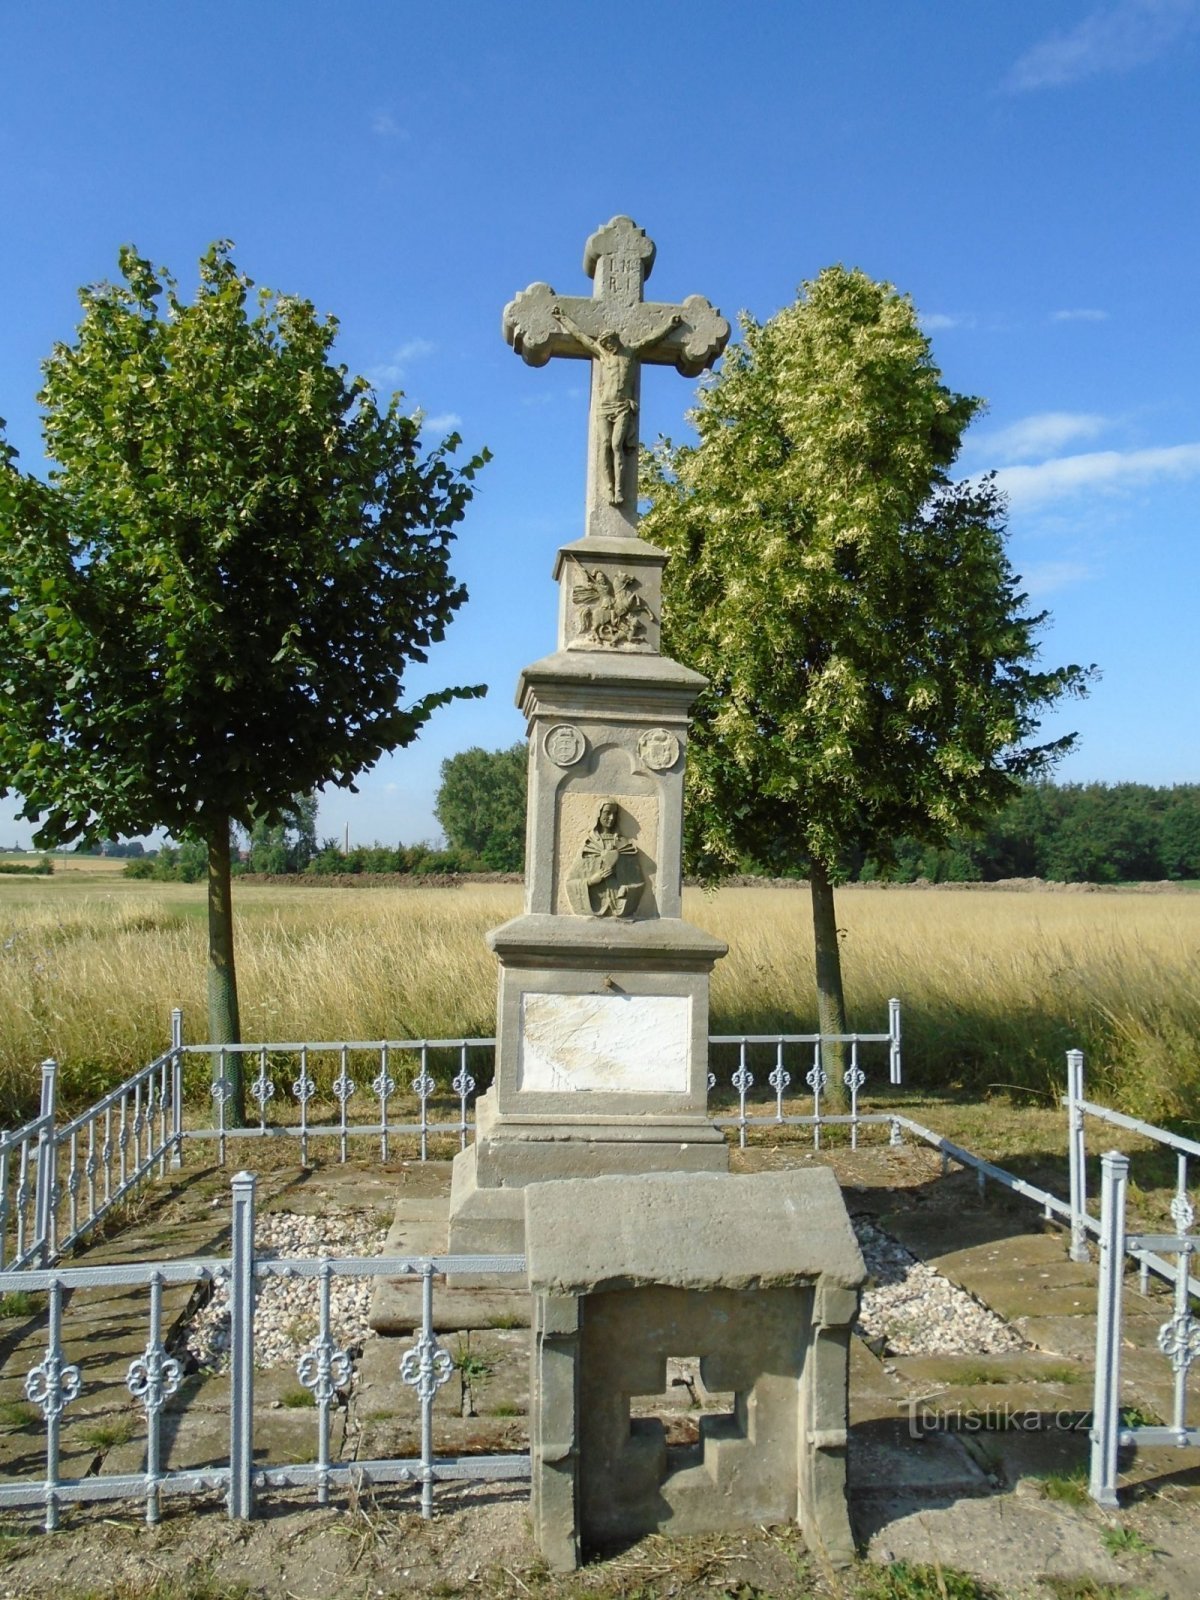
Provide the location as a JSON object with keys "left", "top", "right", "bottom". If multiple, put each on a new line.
{"left": 710, "top": 996, "right": 902, "bottom": 1149}
{"left": 1089, "top": 1150, "right": 1199, "bottom": 1506}
{"left": 1, "top": 1051, "right": 180, "bottom": 1271}
{"left": 1065, "top": 1049, "right": 1200, "bottom": 1297}
{"left": 0, "top": 1170, "right": 528, "bottom": 1531}
{"left": 3, "top": 1003, "right": 903, "bottom": 1272}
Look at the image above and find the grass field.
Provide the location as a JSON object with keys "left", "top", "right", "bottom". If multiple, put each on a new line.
{"left": 0, "top": 868, "right": 1197, "bottom": 1126}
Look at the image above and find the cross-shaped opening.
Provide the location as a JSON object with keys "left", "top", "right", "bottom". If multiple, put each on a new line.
{"left": 628, "top": 1356, "right": 740, "bottom": 1477}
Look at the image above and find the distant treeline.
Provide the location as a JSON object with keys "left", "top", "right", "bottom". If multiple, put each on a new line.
{"left": 112, "top": 782, "right": 1200, "bottom": 888}
{"left": 857, "top": 783, "right": 1200, "bottom": 884}
{"left": 124, "top": 838, "right": 489, "bottom": 883}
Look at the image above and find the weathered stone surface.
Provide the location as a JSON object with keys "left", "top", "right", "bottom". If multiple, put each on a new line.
{"left": 524, "top": 1169, "right": 865, "bottom": 1297}
{"left": 524, "top": 1169, "right": 864, "bottom": 1569}
{"left": 503, "top": 215, "right": 728, "bottom": 541}
{"left": 518, "top": 991, "right": 690, "bottom": 1094}
{"left": 448, "top": 220, "right": 730, "bottom": 1299}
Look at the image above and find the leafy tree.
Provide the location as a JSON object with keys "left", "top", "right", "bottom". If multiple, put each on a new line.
{"left": 435, "top": 743, "right": 527, "bottom": 871}
{"left": 641, "top": 266, "right": 1092, "bottom": 1056}
{"left": 243, "top": 791, "right": 319, "bottom": 874}
{"left": 0, "top": 244, "right": 486, "bottom": 1116}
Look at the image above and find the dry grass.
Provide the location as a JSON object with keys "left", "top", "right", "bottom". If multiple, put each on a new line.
{"left": 1, "top": 877, "right": 1197, "bottom": 1124}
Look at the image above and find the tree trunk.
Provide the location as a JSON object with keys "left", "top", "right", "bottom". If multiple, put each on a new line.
{"left": 207, "top": 821, "right": 245, "bottom": 1126}
{"left": 810, "top": 860, "right": 848, "bottom": 1105}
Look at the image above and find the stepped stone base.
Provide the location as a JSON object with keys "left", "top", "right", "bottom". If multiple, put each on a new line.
{"left": 445, "top": 1089, "right": 729, "bottom": 1263}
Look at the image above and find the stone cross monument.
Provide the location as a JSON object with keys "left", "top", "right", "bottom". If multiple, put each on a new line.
{"left": 503, "top": 215, "right": 729, "bottom": 537}
{"left": 447, "top": 218, "right": 732, "bottom": 1258}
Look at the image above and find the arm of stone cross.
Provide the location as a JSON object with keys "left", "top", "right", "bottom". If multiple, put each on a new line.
{"left": 503, "top": 284, "right": 602, "bottom": 367}
{"left": 634, "top": 295, "right": 731, "bottom": 377}
{"left": 549, "top": 303, "right": 608, "bottom": 360}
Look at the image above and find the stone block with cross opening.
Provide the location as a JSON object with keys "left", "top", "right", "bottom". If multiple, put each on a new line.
{"left": 524, "top": 1169, "right": 865, "bottom": 1569}
{"left": 447, "top": 218, "right": 733, "bottom": 1259}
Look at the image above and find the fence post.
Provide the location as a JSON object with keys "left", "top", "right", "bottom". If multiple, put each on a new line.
{"left": 228, "top": 1170, "right": 257, "bottom": 1520}
{"left": 170, "top": 1009, "right": 184, "bottom": 1170}
{"left": 1089, "top": 1150, "right": 1128, "bottom": 1508}
{"left": 1067, "top": 1049, "right": 1089, "bottom": 1263}
{"left": 888, "top": 998, "right": 902, "bottom": 1085}
{"left": 34, "top": 1059, "right": 58, "bottom": 1267}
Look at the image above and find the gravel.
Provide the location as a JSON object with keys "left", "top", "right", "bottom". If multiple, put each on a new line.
{"left": 183, "top": 1210, "right": 387, "bottom": 1372}
{"left": 852, "top": 1215, "right": 1027, "bottom": 1355}
{"left": 181, "top": 1208, "right": 1025, "bottom": 1372}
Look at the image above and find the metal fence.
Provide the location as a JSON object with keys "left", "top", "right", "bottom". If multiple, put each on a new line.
{"left": 1089, "top": 1149, "right": 1200, "bottom": 1506}
{"left": 1065, "top": 1048, "right": 1200, "bottom": 1297}
{"left": 0, "top": 1171, "right": 527, "bottom": 1531}
{"left": 1, "top": 1002, "right": 903, "bottom": 1272}
{"left": 1, "top": 1050, "right": 180, "bottom": 1272}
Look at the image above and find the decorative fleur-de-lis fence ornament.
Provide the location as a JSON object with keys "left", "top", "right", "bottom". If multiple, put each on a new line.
{"left": 1157, "top": 1312, "right": 1200, "bottom": 1375}
{"left": 1170, "top": 1192, "right": 1195, "bottom": 1233}
{"left": 412, "top": 1071, "right": 437, "bottom": 1103}
{"left": 707, "top": 1071, "right": 716, "bottom": 1093}
{"left": 25, "top": 1351, "right": 82, "bottom": 1420}
{"left": 292, "top": 1068, "right": 316, "bottom": 1105}
{"left": 412, "top": 1071, "right": 437, "bottom": 1160}
{"left": 250, "top": 1065, "right": 276, "bottom": 1113}
{"left": 374, "top": 1062, "right": 401, "bottom": 1164}
{"left": 806, "top": 1062, "right": 829, "bottom": 1150}
{"left": 731, "top": 1063, "right": 754, "bottom": 1149}
{"left": 768, "top": 1064, "right": 791, "bottom": 1096}
{"left": 843, "top": 1064, "right": 867, "bottom": 1148}
{"left": 332, "top": 1072, "right": 356, "bottom": 1105}
{"left": 210, "top": 1077, "right": 234, "bottom": 1106}
{"left": 297, "top": 1337, "right": 354, "bottom": 1406}
{"left": 400, "top": 1329, "right": 455, "bottom": 1406}
{"left": 126, "top": 1343, "right": 183, "bottom": 1409}
{"left": 452, "top": 1065, "right": 475, "bottom": 1150}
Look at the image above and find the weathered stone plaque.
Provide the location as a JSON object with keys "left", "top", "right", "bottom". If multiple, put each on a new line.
{"left": 518, "top": 993, "right": 691, "bottom": 1094}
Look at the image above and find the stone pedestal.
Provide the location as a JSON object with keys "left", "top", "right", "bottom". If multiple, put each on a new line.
{"left": 525, "top": 1170, "right": 866, "bottom": 1569}
{"left": 445, "top": 218, "right": 732, "bottom": 1258}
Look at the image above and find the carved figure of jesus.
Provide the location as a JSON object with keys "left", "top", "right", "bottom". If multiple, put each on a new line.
{"left": 551, "top": 304, "right": 682, "bottom": 506}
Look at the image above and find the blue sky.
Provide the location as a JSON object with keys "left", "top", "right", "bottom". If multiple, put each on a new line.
{"left": 2, "top": 0, "right": 1197, "bottom": 849}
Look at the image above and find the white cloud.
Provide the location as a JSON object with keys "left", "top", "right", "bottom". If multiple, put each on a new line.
{"left": 974, "top": 412, "right": 1111, "bottom": 464}
{"left": 1005, "top": 0, "right": 1198, "bottom": 92}
{"left": 366, "top": 338, "right": 436, "bottom": 386}
{"left": 371, "top": 110, "right": 406, "bottom": 138}
{"left": 1052, "top": 308, "right": 1110, "bottom": 323}
{"left": 995, "top": 442, "right": 1200, "bottom": 508}
{"left": 421, "top": 412, "right": 462, "bottom": 432}
{"left": 1017, "top": 560, "right": 1094, "bottom": 598}
{"left": 920, "top": 312, "right": 975, "bottom": 331}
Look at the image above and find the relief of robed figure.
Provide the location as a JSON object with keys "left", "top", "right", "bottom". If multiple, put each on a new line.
{"left": 564, "top": 800, "right": 646, "bottom": 918}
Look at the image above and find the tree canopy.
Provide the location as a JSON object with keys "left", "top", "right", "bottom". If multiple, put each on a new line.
{"left": 640, "top": 265, "right": 1093, "bottom": 1043}
{"left": 0, "top": 243, "right": 487, "bottom": 1096}
{"left": 435, "top": 742, "right": 527, "bottom": 872}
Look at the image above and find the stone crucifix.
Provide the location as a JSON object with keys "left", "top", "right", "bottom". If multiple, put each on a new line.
{"left": 503, "top": 216, "right": 730, "bottom": 539}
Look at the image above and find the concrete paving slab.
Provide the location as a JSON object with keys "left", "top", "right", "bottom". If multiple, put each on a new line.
{"left": 368, "top": 1188, "right": 530, "bottom": 1332}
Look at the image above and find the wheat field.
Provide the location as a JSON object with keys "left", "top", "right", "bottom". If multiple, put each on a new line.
{"left": 0, "top": 870, "right": 1197, "bottom": 1124}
